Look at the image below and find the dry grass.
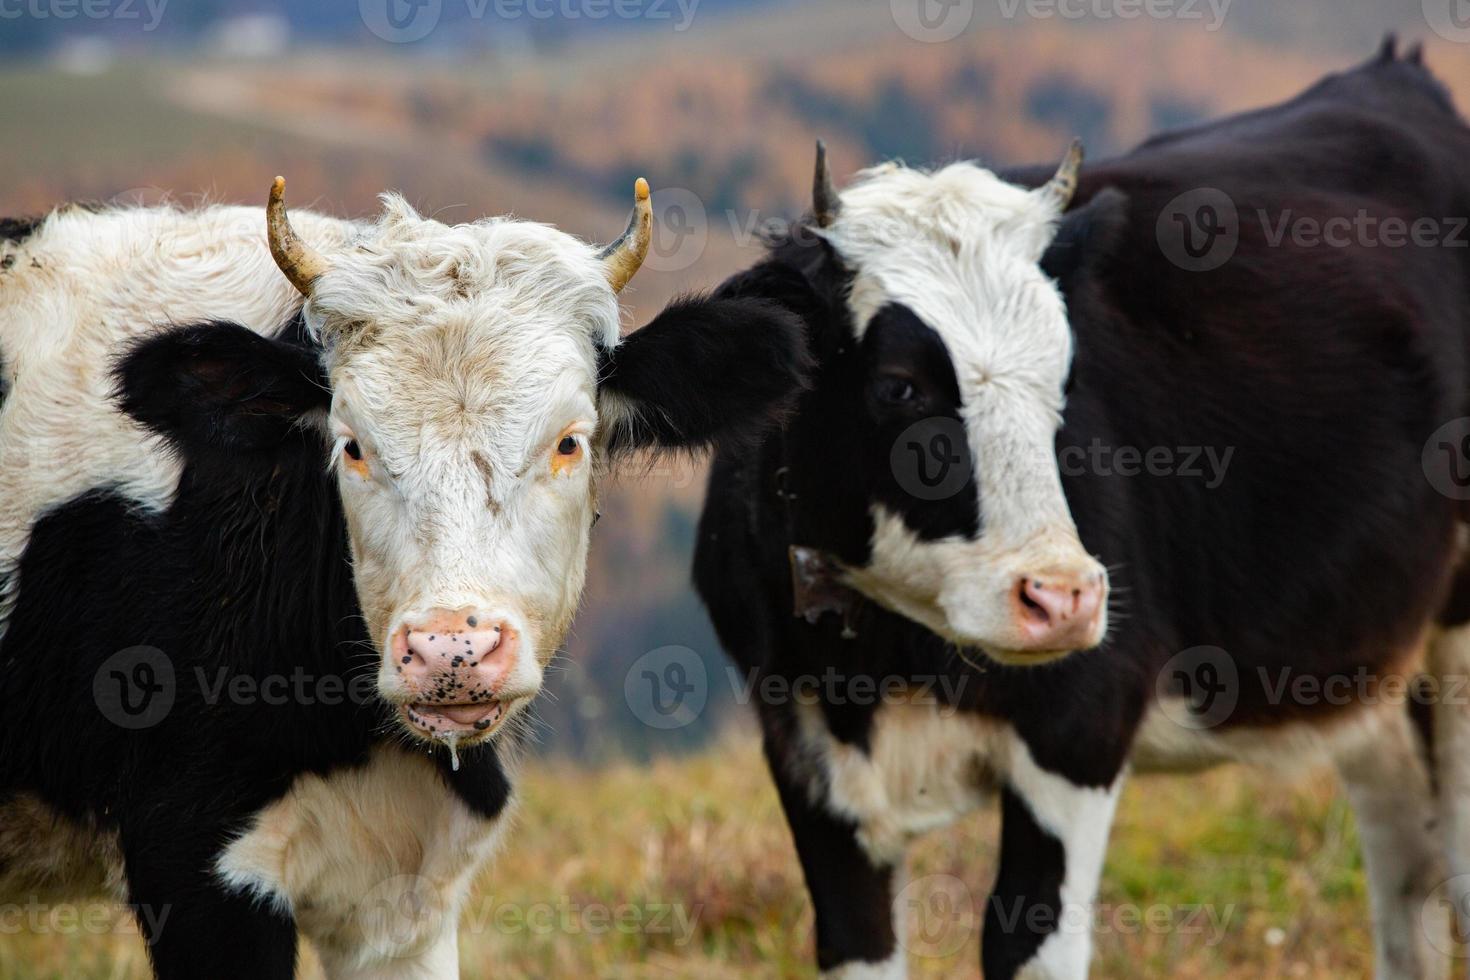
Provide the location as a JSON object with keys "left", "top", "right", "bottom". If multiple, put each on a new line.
{"left": 1, "top": 735, "right": 1386, "bottom": 979}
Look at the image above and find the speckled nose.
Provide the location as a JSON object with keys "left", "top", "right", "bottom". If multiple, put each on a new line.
{"left": 391, "top": 609, "right": 517, "bottom": 710}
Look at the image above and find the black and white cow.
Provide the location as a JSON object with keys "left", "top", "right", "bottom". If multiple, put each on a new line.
{"left": 0, "top": 178, "right": 804, "bottom": 977}
{"left": 692, "top": 40, "right": 1470, "bottom": 978}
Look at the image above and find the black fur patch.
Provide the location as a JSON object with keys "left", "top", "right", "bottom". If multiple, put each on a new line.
{"left": 0, "top": 215, "right": 41, "bottom": 243}
{"left": 599, "top": 294, "right": 811, "bottom": 457}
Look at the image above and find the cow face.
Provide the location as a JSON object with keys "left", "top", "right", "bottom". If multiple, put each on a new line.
{"left": 120, "top": 180, "right": 806, "bottom": 748}
{"left": 781, "top": 147, "right": 1108, "bottom": 665}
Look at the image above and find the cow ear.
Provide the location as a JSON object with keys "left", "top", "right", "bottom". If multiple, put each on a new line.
{"left": 1041, "top": 187, "right": 1129, "bottom": 297}
{"left": 115, "top": 321, "right": 329, "bottom": 454}
{"left": 597, "top": 295, "right": 810, "bottom": 457}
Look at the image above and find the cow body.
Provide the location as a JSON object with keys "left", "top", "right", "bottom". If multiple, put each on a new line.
{"left": 693, "top": 44, "right": 1470, "bottom": 978}
{"left": 0, "top": 186, "right": 805, "bottom": 978}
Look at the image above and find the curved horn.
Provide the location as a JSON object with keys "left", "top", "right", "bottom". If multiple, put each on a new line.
{"left": 267, "top": 176, "right": 331, "bottom": 296}
{"left": 813, "top": 139, "right": 841, "bottom": 228}
{"left": 1038, "top": 139, "right": 1084, "bottom": 212}
{"left": 599, "top": 178, "right": 652, "bottom": 294}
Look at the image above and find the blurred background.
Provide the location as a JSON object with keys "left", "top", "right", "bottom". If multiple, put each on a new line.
{"left": 0, "top": 0, "right": 1460, "bottom": 760}
{"left": 3, "top": 2, "right": 1466, "bottom": 975}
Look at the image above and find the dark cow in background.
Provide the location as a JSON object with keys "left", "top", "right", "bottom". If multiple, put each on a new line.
{"left": 0, "top": 178, "right": 804, "bottom": 978}
{"left": 692, "top": 40, "right": 1470, "bottom": 978}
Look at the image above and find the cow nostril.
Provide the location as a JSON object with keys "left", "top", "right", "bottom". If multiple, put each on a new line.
{"left": 1017, "top": 579, "right": 1050, "bottom": 623}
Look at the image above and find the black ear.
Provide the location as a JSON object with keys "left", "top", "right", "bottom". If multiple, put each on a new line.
{"left": 115, "top": 320, "right": 329, "bottom": 454}
{"left": 598, "top": 295, "right": 810, "bottom": 457}
{"left": 1041, "top": 187, "right": 1129, "bottom": 297}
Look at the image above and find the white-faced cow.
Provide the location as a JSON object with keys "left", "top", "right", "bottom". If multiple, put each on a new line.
{"left": 0, "top": 178, "right": 804, "bottom": 978}
{"left": 691, "top": 40, "right": 1470, "bottom": 978}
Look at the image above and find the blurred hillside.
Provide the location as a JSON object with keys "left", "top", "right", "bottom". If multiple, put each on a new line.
{"left": 0, "top": 0, "right": 1463, "bottom": 757}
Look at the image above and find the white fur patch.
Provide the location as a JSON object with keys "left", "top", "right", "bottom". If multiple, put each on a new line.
{"left": 216, "top": 745, "right": 515, "bottom": 974}
{"left": 793, "top": 700, "right": 1005, "bottom": 865}
{"left": 0, "top": 203, "right": 326, "bottom": 644}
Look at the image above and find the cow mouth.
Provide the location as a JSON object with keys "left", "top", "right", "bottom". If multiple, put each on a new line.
{"left": 401, "top": 700, "right": 508, "bottom": 738}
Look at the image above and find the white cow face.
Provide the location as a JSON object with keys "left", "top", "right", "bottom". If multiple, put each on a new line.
{"left": 146, "top": 179, "right": 806, "bottom": 750}
{"left": 277, "top": 190, "right": 628, "bottom": 746}
{"left": 794, "top": 150, "right": 1109, "bottom": 665}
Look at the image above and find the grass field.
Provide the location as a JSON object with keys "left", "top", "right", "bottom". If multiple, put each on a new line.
{"left": 1, "top": 736, "right": 1385, "bottom": 979}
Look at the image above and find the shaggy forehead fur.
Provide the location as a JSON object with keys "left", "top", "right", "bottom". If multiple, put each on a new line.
{"left": 310, "top": 193, "right": 621, "bottom": 362}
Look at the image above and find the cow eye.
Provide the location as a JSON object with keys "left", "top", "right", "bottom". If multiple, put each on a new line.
{"left": 875, "top": 375, "right": 917, "bottom": 405}
{"left": 557, "top": 435, "right": 579, "bottom": 456}
{"left": 344, "top": 440, "right": 363, "bottom": 462}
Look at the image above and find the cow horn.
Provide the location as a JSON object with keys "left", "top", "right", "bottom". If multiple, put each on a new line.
{"left": 267, "top": 177, "right": 330, "bottom": 296}
{"left": 1039, "top": 139, "right": 1084, "bottom": 211}
{"left": 813, "top": 139, "right": 841, "bottom": 228}
{"left": 599, "top": 178, "right": 653, "bottom": 294}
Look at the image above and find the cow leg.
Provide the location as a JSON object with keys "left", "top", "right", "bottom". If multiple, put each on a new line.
{"left": 983, "top": 736, "right": 1123, "bottom": 980}
{"left": 1335, "top": 701, "right": 1447, "bottom": 979}
{"left": 765, "top": 737, "right": 906, "bottom": 979}
{"left": 1431, "top": 622, "right": 1470, "bottom": 974}
{"left": 125, "top": 861, "right": 296, "bottom": 980}
{"left": 313, "top": 924, "right": 460, "bottom": 980}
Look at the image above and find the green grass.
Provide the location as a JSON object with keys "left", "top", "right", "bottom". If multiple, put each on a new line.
{"left": 0, "top": 737, "right": 1387, "bottom": 978}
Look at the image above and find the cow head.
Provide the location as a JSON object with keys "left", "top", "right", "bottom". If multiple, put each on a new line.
{"left": 120, "top": 179, "right": 806, "bottom": 747}
{"left": 750, "top": 144, "right": 1109, "bottom": 665}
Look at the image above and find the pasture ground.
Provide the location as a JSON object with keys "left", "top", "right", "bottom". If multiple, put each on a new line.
{"left": 3, "top": 735, "right": 1394, "bottom": 978}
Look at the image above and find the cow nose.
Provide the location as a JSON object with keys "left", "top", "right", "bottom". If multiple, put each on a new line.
{"left": 393, "top": 609, "right": 517, "bottom": 709}
{"left": 1013, "top": 570, "right": 1106, "bottom": 650}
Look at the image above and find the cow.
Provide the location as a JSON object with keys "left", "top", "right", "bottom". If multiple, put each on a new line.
{"left": 0, "top": 176, "right": 806, "bottom": 978}
{"left": 690, "top": 39, "right": 1470, "bottom": 979}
